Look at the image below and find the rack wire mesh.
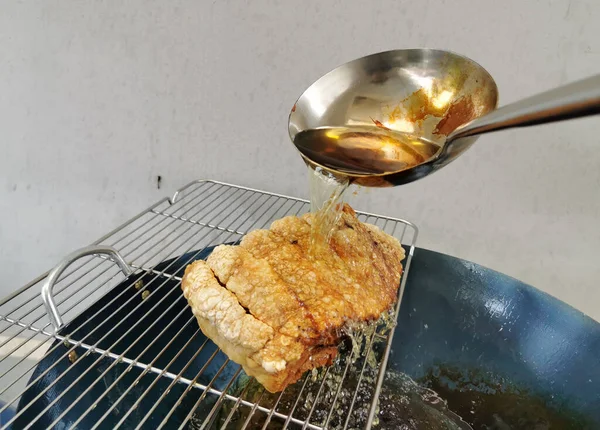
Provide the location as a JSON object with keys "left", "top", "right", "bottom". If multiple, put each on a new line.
{"left": 0, "top": 180, "right": 417, "bottom": 429}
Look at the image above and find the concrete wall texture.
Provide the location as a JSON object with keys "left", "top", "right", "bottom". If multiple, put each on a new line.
{"left": 1, "top": 0, "right": 599, "bottom": 320}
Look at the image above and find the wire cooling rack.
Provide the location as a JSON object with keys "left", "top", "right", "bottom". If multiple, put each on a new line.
{"left": 0, "top": 180, "right": 417, "bottom": 429}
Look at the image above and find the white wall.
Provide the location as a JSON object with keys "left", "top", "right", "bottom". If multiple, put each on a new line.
{"left": 1, "top": 1, "right": 599, "bottom": 320}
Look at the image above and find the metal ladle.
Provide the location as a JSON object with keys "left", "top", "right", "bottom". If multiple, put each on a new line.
{"left": 288, "top": 49, "right": 600, "bottom": 187}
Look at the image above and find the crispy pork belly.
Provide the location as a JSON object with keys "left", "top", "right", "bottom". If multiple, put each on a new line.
{"left": 181, "top": 205, "right": 404, "bottom": 392}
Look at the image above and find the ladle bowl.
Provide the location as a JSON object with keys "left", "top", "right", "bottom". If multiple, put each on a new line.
{"left": 289, "top": 49, "right": 600, "bottom": 187}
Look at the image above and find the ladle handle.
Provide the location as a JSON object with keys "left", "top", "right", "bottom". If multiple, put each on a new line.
{"left": 448, "top": 74, "right": 600, "bottom": 141}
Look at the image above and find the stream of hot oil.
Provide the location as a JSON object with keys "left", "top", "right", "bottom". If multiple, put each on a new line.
{"left": 308, "top": 166, "right": 351, "bottom": 256}
{"left": 301, "top": 124, "right": 441, "bottom": 255}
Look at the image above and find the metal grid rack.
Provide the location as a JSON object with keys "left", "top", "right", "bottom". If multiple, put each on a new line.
{"left": 0, "top": 180, "right": 418, "bottom": 429}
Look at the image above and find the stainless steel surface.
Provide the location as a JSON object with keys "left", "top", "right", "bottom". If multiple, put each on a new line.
{"left": 289, "top": 49, "right": 600, "bottom": 187}
{"left": 0, "top": 180, "right": 418, "bottom": 429}
{"left": 448, "top": 73, "right": 600, "bottom": 140}
{"left": 41, "top": 245, "right": 132, "bottom": 330}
